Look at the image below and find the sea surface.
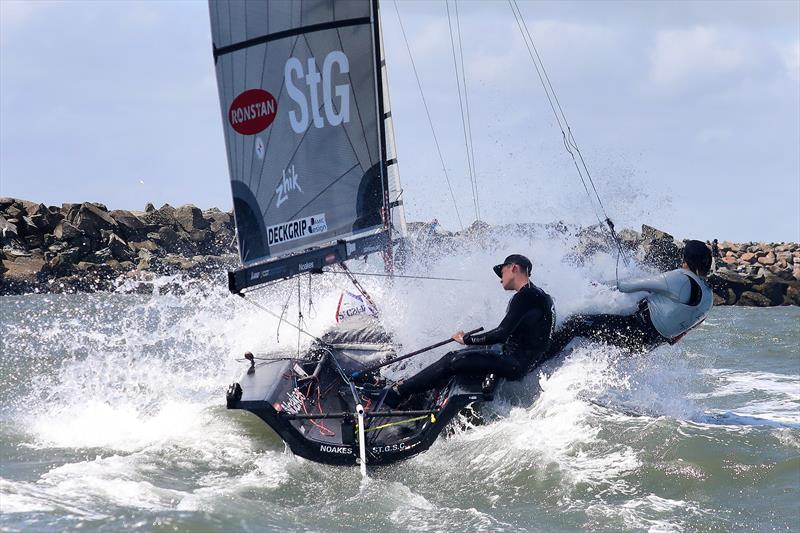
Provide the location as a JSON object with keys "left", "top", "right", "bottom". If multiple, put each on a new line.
{"left": 1, "top": 255, "right": 799, "bottom": 531}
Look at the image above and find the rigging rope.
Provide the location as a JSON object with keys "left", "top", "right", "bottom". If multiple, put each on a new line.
{"left": 508, "top": 0, "right": 629, "bottom": 266}
{"left": 276, "top": 282, "right": 294, "bottom": 343}
{"left": 446, "top": 0, "right": 480, "bottom": 223}
{"left": 237, "top": 293, "right": 329, "bottom": 347}
{"left": 297, "top": 277, "right": 303, "bottom": 358}
{"left": 339, "top": 262, "right": 380, "bottom": 311}
{"left": 393, "top": 0, "right": 464, "bottom": 231}
{"left": 455, "top": 0, "right": 480, "bottom": 221}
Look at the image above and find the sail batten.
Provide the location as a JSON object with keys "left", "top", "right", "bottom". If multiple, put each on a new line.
{"left": 214, "top": 17, "right": 372, "bottom": 60}
{"left": 209, "top": 0, "right": 396, "bottom": 291}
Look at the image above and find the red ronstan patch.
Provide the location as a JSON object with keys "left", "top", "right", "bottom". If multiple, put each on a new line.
{"left": 229, "top": 89, "right": 277, "bottom": 135}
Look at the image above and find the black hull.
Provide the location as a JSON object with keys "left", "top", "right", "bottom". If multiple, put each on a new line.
{"left": 225, "top": 319, "right": 497, "bottom": 466}
{"left": 228, "top": 370, "right": 492, "bottom": 466}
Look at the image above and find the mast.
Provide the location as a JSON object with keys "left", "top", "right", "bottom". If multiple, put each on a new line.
{"left": 371, "top": 0, "right": 393, "bottom": 275}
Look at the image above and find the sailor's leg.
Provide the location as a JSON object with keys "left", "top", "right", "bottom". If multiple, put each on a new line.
{"left": 397, "top": 345, "right": 519, "bottom": 397}
{"left": 549, "top": 313, "right": 643, "bottom": 354}
{"left": 548, "top": 314, "right": 596, "bottom": 355}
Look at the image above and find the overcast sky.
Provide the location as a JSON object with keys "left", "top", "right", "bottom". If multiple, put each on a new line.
{"left": 1, "top": 0, "right": 798, "bottom": 242}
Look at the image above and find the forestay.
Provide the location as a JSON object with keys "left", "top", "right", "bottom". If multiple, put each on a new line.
{"left": 209, "top": 0, "right": 404, "bottom": 292}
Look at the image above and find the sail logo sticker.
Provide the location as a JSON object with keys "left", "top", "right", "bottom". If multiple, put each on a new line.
{"left": 336, "top": 291, "right": 377, "bottom": 323}
{"left": 266, "top": 214, "right": 327, "bottom": 246}
{"left": 285, "top": 51, "right": 351, "bottom": 133}
{"left": 280, "top": 387, "right": 306, "bottom": 414}
{"left": 275, "top": 165, "right": 302, "bottom": 208}
{"left": 229, "top": 89, "right": 277, "bottom": 135}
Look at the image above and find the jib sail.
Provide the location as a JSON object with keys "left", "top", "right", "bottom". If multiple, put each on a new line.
{"left": 209, "top": 0, "right": 403, "bottom": 292}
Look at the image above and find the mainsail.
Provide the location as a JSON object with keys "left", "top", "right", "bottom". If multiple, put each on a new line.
{"left": 209, "top": 0, "right": 405, "bottom": 293}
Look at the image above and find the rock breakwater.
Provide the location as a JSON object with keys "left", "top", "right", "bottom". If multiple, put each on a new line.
{"left": 0, "top": 198, "right": 237, "bottom": 294}
{"left": 1, "top": 198, "right": 798, "bottom": 305}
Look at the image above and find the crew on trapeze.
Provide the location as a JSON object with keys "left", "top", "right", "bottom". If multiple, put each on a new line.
{"left": 547, "top": 239, "right": 714, "bottom": 355}
{"left": 384, "top": 254, "right": 555, "bottom": 407}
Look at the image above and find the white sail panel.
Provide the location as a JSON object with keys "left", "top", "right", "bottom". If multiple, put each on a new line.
{"left": 209, "top": 0, "right": 386, "bottom": 266}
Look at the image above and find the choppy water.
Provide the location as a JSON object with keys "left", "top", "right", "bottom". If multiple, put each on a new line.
{"left": 1, "top": 238, "right": 799, "bottom": 532}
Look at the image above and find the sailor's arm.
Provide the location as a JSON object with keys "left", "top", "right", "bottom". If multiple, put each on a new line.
{"left": 463, "top": 293, "right": 540, "bottom": 345}
{"left": 617, "top": 269, "right": 689, "bottom": 301}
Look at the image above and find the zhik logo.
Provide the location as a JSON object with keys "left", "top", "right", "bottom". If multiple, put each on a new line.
{"left": 276, "top": 165, "right": 302, "bottom": 208}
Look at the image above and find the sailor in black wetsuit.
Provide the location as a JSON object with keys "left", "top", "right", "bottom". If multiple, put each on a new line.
{"left": 385, "top": 254, "right": 555, "bottom": 405}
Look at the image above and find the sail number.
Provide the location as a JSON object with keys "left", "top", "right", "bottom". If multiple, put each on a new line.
{"left": 285, "top": 51, "right": 351, "bottom": 133}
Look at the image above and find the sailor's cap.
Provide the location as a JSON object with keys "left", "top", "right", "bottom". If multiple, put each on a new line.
{"left": 493, "top": 254, "right": 532, "bottom": 277}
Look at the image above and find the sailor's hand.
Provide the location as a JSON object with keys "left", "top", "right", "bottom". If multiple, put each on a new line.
{"left": 452, "top": 330, "right": 465, "bottom": 344}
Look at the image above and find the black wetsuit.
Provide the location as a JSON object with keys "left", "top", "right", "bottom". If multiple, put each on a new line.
{"left": 396, "top": 282, "right": 555, "bottom": 397}
{"left": 546, "top": 299, "right": 666, "bottom": 356}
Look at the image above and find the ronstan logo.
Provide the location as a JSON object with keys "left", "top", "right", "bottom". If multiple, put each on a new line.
{"left": 229, "top": 89, "right": 277, "bottom": 135}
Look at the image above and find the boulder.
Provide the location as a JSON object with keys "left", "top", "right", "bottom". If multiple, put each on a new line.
{"left": 641, "top": 238, "right": 680, "bottom": 271}
{"left": 107, "top": 233, "right": 133, "bottom": 261}
{"left": 19, "top": 200, "right": 40, "bottom": 216}
{"left": 188, "top": 229, "right": 210, "bottom": 244}
{"left": 13, "top": 215, "right": 38, "bottom": 237}
{"left": 0, "top": 197, "right": 15, "bottom": 209}
{"left": 129, "top": 240, "right": 159, "bottom": 253}
{"left": 641, "top": 224, "right": 673, "bottom": 241}
{"left": 785, "top": 284, "right": 800, "bottom": 306}
{"left": 3, "top": 204, "right": 23, "bottom": 219}
{"left": 4, "top": 248, "right": 31, "bottom": 258}
{"left": 24, "top": 233, "right": 45, "bottom": 249}
{"left": 708, "top": 270, "right": 754, "bottom": 298}
{"left": 53, "top": 219, "right": 82, "bottom": 240}
{"left": 0, "top": 216, "right": 18, "bottom": 239}
{"left": 175, "top": 204, "right": 210, "bottom": 232}
{"left": 105, "top": 259, "right": 124, "bottom": 271}
{"left": 110, "top": 210, "right": 146, "bottom": 238}
{"left": 737, "top": 291, "right": 772, "bottom": 307}
{"left": 1, "top": 256, "right": 46, "bottom": 282}
{"left": 74, "top": 203, "right": 117, "bottom": 236}
{"left": 26, "top": 203, "right": 61, "bottom": 232}
{"left": 740, "top": 252, "right": 757, "bottom": 264}
{"left": 62, "top": 203, "right": 82, "bottom": 223}
{"left": 144, "top": 202, "right": 155, "bottom": 212}
{"left": 46, "top": 254, "right": 78, "bottom": 276}
{"left": 67, "top": 236, "right": 95, "bottom": 258}
{"left": 203, "top": 208, "right": 232, "bottom": 226}
{"left": 163, "top": 254, "right": 197, "bottom": 270}
{"left": 751, "top": 277, "right": 789, "bottom": 305}
{"left": 155, "top": 226, "right": 179, "bottom": 249}
{"left": 141, "top": 203, "right": 177, "bottom": 227}
{"left": 91, "top": 248, "right": 114, "bottom": 263}
{"left": 757, "top": 252, "right": 776, "bottom": 266}
{"left": 722, "top": 288, "right": 737, "bottom": 305}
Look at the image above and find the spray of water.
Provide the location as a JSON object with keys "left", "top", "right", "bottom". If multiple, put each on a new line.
{"left": 3, "top": 227, "right": 793, "bottom": 531}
